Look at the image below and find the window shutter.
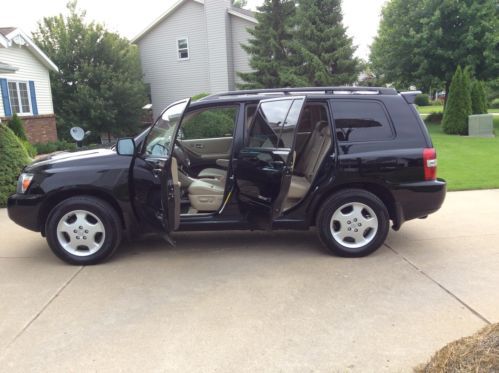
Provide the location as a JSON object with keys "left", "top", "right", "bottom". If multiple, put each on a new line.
{"left": 29, "top": 81, "right": 38, "bottom": 115}
{"left": 0, "top": 78, "right": 12, "bottom": 117}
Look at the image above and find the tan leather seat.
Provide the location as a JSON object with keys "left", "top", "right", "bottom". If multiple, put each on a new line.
{"left": 187, "top": 179, "right": 224, "bottom": 212}
{"left": 198, "top": 167, "right": 226, "bottom": 180}
{"left": 198, "top": 159, "right": 229, "bottom": 181}
{"left": 287, "top": 121, "right": 331, "bottom": 200}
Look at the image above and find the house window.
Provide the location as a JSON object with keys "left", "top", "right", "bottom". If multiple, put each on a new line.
{"left": 8, "top": 81, "right": 31, "bottom": 114}
{"left": 177, "top": 38, "right": 189, "bottom": 60}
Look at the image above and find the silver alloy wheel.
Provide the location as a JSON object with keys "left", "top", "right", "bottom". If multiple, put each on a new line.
{"left": 56, "top": 210, "right": 106, "bottom": 256}
{"left": 330, "top": 202, "right": 378, "bottom": 249}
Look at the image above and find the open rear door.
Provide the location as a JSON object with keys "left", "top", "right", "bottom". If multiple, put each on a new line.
{"left": 234, "top": 96, "right": 306, "bottom": 228}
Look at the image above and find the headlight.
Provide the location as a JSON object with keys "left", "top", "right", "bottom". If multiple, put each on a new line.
{"left": 17, "top": 173, "right": 34, "bottom": 194}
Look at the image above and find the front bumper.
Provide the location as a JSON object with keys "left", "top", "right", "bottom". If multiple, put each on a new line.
{"left": 7, "top": 193, "right": 46, "bottom": 232}
{"left": 392, "top": 178, "right": 446, "bottom": 230}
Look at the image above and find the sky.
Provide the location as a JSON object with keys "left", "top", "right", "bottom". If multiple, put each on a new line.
{"left": 0, "top": 0, "right": 386, "bottom": 60}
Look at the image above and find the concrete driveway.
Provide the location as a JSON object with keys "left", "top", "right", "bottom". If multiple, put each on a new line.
{"left": 0, "top": 190, "right": 498, "bottom": 372}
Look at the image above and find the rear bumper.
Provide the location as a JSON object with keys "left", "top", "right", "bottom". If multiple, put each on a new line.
{"left": 392, "top": 179, "right": 446, "bottom": 230}
{"left": 7, "top": 193, "right": 45, "bottom": 232}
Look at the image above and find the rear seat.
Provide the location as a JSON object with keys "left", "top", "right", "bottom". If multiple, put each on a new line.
{"left": 287, "top": 121, "right": 331, "bottom": 200}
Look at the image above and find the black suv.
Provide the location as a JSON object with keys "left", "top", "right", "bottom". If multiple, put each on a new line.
{"left": 8, "top": 87, "right": 446, "bottom": 265}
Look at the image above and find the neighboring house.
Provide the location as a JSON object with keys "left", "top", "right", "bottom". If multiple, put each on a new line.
{"left": 132, "top": 0, "right": 256, "bottom": 117}
{"left": 0, "top": 27, "right": 58, "bottom": 143}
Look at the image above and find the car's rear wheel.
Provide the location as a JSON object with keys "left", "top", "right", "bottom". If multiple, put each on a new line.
{"left": 317, "top": 189, "right": 389, "bottom": 257}
{"left": 46, "top": 196, "right": 122, "bottom": 265}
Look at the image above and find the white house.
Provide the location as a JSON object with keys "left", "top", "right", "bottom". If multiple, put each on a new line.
{"left": 0, "top": 27, "right": 58, "bottom": 143}
{"left": 132, "top": 0, "right": 256, "bottom": 117}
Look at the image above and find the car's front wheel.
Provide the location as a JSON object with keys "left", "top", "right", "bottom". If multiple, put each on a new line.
{"left": 45, "top": 196, "right": 122, "bottom": 265}
{"left": 317, "top": 189, "right": 389, "bottom": 257}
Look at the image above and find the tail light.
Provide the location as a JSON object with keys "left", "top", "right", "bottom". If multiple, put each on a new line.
{"left": 423, "top": 148, "right": 437, "bottom": 181}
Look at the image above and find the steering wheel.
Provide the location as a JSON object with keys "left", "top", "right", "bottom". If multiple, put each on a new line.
{"left": 173, "top": 139, "right": 191, "bottom": 172}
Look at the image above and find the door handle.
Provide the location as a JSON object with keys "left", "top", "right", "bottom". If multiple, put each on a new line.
{"left": 270, "top": 160, "right": 285, "bottom": 168}
{"left": 195, "top": 143, "right": 204, "bottom": 149}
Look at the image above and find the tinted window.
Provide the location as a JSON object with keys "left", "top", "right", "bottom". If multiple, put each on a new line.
{"left": 247, "top": 98, "right": 304, "bottom": 148}
{"left": 331, "top": 100, "right": 393, "bottom": 142}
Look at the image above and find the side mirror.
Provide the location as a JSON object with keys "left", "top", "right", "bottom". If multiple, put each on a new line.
{"left": 116, "top": 138, "right": 136, "bottom": 156}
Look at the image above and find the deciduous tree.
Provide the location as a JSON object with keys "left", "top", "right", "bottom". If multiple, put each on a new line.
{"left": 33, "top": 1, "right": 147, "bottom": 141}
{"left": 370, "top": 0, "right": 498, "bottom": 95}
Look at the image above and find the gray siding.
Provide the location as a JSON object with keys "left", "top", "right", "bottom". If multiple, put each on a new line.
{"left": 136, "top": 0, "right": 256, "bottom": 117}
{"left": 138, "top": 1, "right": 209, "bottom": 117}
{"left": 230, "top": 14, "right": 254, "bottom": 87}
{"left": 204, "top": 0, "right": 232, "bottom": 93}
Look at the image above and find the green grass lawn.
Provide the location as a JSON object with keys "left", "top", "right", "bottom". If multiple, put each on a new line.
{"left": 427, "top": 116, "right": 499, "bottom": 191}
{"left": 417, "top": 105, "right": 498, "bottom": 114}
{"left": 417, "top": 105, "right": 444, "bottom": 114}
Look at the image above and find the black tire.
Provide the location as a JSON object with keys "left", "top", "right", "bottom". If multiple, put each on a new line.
{"left": 317, "top": 189, "right": 389, "bottom": 257}
{"left": 45, "top": 196, "right": 122, "bottom": 265}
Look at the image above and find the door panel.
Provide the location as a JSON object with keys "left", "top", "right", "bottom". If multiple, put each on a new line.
{"left": 177, "top": 105, "right": 238, "bottom": 173}
{"left": 159, "top": 99, "right": 191, "bottom": 231}
{"left": 166, "top": 157, "right": 181, "bottom": 230}
{"left": 179, "top": 137, "right": 232, "bottom": 159}
{"left": 234, "top": 97, "right": 306, "bottom": 228}
{"left": 136, "top": 98, "right": 190, "bottom": 233}
{"left": 236, "top": 148, "right": 291, "bottom": 204}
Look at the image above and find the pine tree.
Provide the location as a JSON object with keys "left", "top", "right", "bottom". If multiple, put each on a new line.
{"left": 289, "top": 0, "right": 359, "bottom": 86}
{"left": 471, "top": 80, "right": 488, "bottom": 114}
{"left": 238, "top": 0, "right": 298, "bottom": 88}
{"left": 442, "top": 66, "right": 472, "bottom": 135}
{"left": 231, "top": 0, "right": 247, "bottom": 8}
{"left": 477, "top": 81, "right": 488, "bottom": 114}
{"left": 462, "top": 66, "right": 473, "bottom": 116}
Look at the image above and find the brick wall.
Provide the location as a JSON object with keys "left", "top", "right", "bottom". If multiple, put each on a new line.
{"left": 0, "top": 114, "right": 58, "bottom": 143}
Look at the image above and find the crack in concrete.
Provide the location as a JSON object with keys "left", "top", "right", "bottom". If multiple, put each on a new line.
{"left": 385, "top": 243, "right": 491, "bottom": 326}
{"left": 0, "top": 266, "right": 84, "bottom": 360}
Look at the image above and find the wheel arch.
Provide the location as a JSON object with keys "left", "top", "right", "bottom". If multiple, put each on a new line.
{"left": 39, "top": 189, "right": 126, "bottom": 236}
{"left": 311, "top": 182, "right": 399, "bottom": 228}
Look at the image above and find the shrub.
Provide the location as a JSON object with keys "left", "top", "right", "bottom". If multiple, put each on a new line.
{"left": 191, "top": 92, "right": 210, "bottom": 101}
{"left": 491, "top": 98, "right": 499, "bottom": 109}
{"left": 471, "top": 80, "right": 488, "bottom": 114}
{"left": 424, "top": 112, "right": 443, "bottom": 124}
{"left": 429, "top": 99, "right": 443, "bottom": 106}
{"left": 7, "top": 113, "right": 27, "bottom": 140}
{"left": 442, "top": 66, "right": 472, "bottom": 135}
{"left": 0, "top": 125, "right": 30, "bottom": 207}
{"left": 22, "top": 140, "right": 37, "bottom": 158}
{"left": 34, "top": 140, "right": 77, "bottom": 155}
{"left": 415, "top": 94, "right": 430, "bottom": 106}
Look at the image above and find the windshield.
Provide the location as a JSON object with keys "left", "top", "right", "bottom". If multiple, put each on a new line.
{"left": 143, "top": 99, "right": 189, "bottom": 157}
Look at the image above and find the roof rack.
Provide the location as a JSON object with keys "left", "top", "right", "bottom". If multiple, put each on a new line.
{"left": 202, "top": 86, "right": 398, "bottom": 100}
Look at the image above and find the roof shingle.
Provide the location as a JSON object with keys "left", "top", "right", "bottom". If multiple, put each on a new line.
{"left": 0, "top": 27, "right": 16, "bottom": 37}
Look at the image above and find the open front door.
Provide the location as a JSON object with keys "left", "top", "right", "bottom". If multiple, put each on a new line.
{"left": 234, "top": 96, "right": 306, "bottom": 228}
{"left": 141, "top": 98, "right": 191, "bottom": 232}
